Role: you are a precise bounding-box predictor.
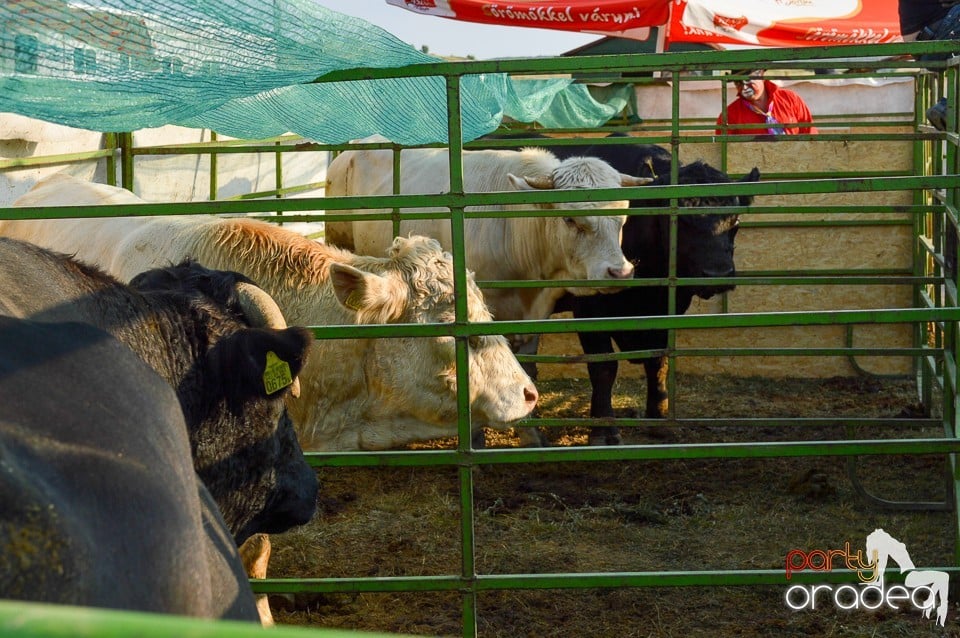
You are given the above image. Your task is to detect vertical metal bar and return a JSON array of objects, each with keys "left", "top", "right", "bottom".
[
  {"left": 668, "top": 76, "right": 681, "bottom": 312},
  {"left": 945, "top": 60, "right": 960, "bottom": 568},
  {"left": 666, "top": 75, "right": 682, "bottom": 419},
  {"left": 118, "top": 131, "right": 134, "bottom": 192},
  {"left": 392, "top": 147, "right": 402, "bottom": 239},
  {"left": 103, "top": 132, "right": 118, "bottom": 187},
  {"left": 445, "top": 73, "right": 477, "bottom": 638},
  {"left": 913, "top": 74, "right": 930, "bottom": 402},
  {"left": 275, "top": 140, "right": 284, "bottom": 220},
  {"left": 718, "top": 74, "right": 730, "bottom": 171},
  {"left": 458, "top": 454, "right": 477, "bottom": 638},
  {"left": 209, "top": 130, "right": 218, "bottom": 201}
]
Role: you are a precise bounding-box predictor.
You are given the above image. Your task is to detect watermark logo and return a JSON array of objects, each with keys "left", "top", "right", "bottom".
[{"left": 784, "top": 528, "right": 949, "bottom": 627}]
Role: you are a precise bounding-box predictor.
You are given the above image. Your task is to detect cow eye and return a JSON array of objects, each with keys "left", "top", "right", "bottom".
[{"left": 563, "top": 217, "right": 585, "bottom": 234}]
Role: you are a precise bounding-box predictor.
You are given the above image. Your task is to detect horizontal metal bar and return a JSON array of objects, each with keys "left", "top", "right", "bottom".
[
  {"left": 307, "top": 438, "right": 960, "bottom": 468},
  {"left": 252, "top": 206, "right": 924, "bottom": 226},
  {"left": 744, "top": 218, "right": 913, "bottom": 229},
  {"left": 222, "top": 181, "right": 326, "bottom": 201},
  {"left": 310, "top": 42, "right": 960, "bottom": 82},
  {"left": 303, "top": 307, "right": 960, "bottom": 340},
  {"left": 526, "top": 347, "right": 934, "bottom": 364},
  {"left": 528, "top": 417, "right": 937, "bottom": 429},
  {"left": 2, "top": 175, "right": 957, "bottom": 220},
  {"left": 477, "top": 275, "right": 932, "bottom": 290},
  {"left": 0, "top": 149, "right": 113, "bottom": 170},
  {"left": 253, "top": 576, "right": 462, "bottom": 594},
  {"left": 740, "top": 267, "right": 914, "bottom": 276},
  {"left": 474, "top": 567, "right": 960, "bottom": 591},
  {"left": 251, "top": 567, "right": 960, "bottom": 595},
  {"left": 129, "top": 142, "right": 328, "bottom": 155},
  {"left": 0, "top": 600, "right": 397, "bottom": 638}
]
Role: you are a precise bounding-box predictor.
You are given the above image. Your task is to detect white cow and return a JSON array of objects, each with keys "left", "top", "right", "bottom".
[
  {"left": 3, "top": 173, "right": 538, "bottom": 451},
  {"left": 324, "top": 135, "right": 650, "bottom": 327}
]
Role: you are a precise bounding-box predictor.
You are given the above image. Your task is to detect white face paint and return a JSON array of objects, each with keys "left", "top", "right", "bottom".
[{"left": 739, "top": 84, "right": 756, "bottom": 99}]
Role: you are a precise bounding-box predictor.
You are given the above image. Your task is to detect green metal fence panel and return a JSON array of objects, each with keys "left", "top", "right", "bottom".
[
  {"left": 0, "top": 600, "right": 408, "bottom": 638},
  {"left": 3, "top": 40, "right": 960, "bottom": 638}
]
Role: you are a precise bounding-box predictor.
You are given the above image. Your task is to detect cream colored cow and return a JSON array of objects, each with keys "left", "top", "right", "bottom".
[{"left": 4, "top": 173, "right": 538, "bottom": 451}]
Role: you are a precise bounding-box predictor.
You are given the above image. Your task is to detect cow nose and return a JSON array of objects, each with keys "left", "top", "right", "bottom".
[
  {"left": 608, "top": 263, "right": 634, "bottom": 279},
  {"left": 524, "top": 383, "right": 539, "bottom": 408}
]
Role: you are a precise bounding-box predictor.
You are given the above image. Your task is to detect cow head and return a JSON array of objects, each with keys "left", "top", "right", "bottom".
[
  {"left": 625, "top": 160, "right": 761, "bottom": 301},
  {"left": 301, "top": 235, "right": 538, "bottom": 449},
  {"left": 505, "top": 152, "right": 652, "bottom": 292},
  {"left": 130, "top": 262, "right": 317, "bottom": 545}
]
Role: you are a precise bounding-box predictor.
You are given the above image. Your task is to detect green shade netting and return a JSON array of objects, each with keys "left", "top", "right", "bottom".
[{"left": 0, "top": 1, "right": 627, "bottom": 143}]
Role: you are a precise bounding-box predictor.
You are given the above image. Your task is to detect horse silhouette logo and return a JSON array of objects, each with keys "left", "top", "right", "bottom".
[
  {"left": 784, "top": 528, "right": 949, "bottom": 626},
  {"left": 865, "top": 528, "right": 949, "bottom": 627}
]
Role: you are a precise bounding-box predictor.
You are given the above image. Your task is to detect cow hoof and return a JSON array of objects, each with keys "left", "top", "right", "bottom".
[
  {"left": 588, "top": 433, "right": 623, "bottom": 446},
  {"left": 471, "top": 429, "right": 487, "bottom": 449},
  {"left": 518, "top": 427, "right": 549, "bottom": 447}
]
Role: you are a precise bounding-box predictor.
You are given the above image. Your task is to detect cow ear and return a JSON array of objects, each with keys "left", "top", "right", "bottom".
[
  {"left": 330, "top": 263, "right": 405, "bottom": 323},
  {"left": 507, "top": 173, "right": 554, "bottom": 190},
  {"left": 212, "top": 327, "right": 313, "bottom": 401},
  {"left": 738, "top": 167, "right": 761, "bottom": 205}
]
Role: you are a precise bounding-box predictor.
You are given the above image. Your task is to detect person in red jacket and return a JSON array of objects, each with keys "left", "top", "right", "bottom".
[{"left": 716, "top": 69, "right": 818, "bottom": 136}]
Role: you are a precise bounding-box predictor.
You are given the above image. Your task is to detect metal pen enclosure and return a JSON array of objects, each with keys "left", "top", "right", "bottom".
[{"left": 3, "top": 41, "right": 960, "bottom": 636}]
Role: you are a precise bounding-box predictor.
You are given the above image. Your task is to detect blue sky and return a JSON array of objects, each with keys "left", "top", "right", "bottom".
[{"left": 312, "top": 1, "right": 602, "bottom": 60}]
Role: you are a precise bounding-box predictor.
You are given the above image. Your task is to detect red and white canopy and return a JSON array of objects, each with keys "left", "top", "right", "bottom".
[
  {"left": 386, "top": 0, "right": 902, "bottom": 48},
  {"left": 669, "top": 0, "right": 901, "bottom": 48},
  {"left": 385, "top": 0, "right": 666, "bottom": 40}
]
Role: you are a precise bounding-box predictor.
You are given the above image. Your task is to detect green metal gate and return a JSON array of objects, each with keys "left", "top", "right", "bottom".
[{"left": 4, "top": 41, "right": 960, "bottom": 637}]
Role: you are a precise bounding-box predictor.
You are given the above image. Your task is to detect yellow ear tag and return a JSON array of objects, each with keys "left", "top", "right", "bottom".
[
  {"left": 263, "top": 351, "right": 293, "bottom": 395},
  {"left": 344, "top": 289, "right": 363, "bottom": 311}
]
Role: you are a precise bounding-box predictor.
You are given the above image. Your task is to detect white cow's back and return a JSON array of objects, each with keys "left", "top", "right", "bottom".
[
  {"left": 327, "top": 145, "right": 532, "bottom": 257},
  {"left": 6, "top": 174, "right": 214, "bottom": 282},
  {"left": 325, "top": 140, "right": 635, "bottom": 324}
]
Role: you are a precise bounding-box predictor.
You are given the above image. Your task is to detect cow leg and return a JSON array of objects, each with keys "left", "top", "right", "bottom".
[
  {"left": 238, "top": 533, "right": 275, "bottom": 627},
  {"left": 586, "top": 358, "right": 622, "bottom": 446},
  {"left": 643, "top": 355, "right": 670, "bottom": 418},
  {"left": 578, "top": 330, "right": 622, "bottom": 446},
  {"left": 643, "top": 355, "right": 674, "bottom": 440},
  {"left": 471, "top": 429, "right": 486, "bottom": 449}
]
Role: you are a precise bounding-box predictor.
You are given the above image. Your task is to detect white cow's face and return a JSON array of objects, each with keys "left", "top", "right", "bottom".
[
  {"left": 329, "top": 236, "right": 537, "bottom": 446},
  {"left": 554, "top": 211, "right": 632, "bottom": 288},
  {"left": 507, "top": 155, "right": 641, "bottom": 291}
]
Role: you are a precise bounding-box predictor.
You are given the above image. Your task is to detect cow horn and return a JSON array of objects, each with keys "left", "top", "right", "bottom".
[
  {"left": 620, "top": 174, "right": 655, "bottom": 186},
  {"left": 235, "top": 282, "right": 301, "bottom": 398},
  {"left": 523, "top": 174, "right": 555, "bottom": 190}
]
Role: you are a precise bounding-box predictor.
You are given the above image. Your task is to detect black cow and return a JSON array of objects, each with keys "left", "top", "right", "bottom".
[
  {"left": 550, "top": 140, "right": 760, "bottom": 445},
  {"left": 0, "top": 238, "right": 317, "bottom": 545},
  {"left": 0, "top": 317, "right": 258, "bottom": 619}
]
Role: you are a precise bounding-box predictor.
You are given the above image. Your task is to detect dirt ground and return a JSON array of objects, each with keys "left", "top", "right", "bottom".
[{"left": 266, "top": 372, "right": 959, "bottom": 637}]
